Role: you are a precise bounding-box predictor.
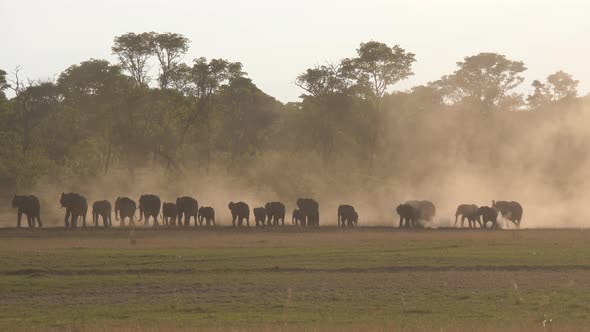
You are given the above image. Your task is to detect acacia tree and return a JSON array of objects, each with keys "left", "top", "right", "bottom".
[
  {"left": 341, "top": 41, "right": 416, "bottom": 101},
  {"left": 112, "top": 32, "right": 153, "bottom": 86},
  {"left": 150, "top": 32, "right": 190, "bottom": 89},
  {"left": 432, "top": 52, "right": 527, "bottom": 111}
]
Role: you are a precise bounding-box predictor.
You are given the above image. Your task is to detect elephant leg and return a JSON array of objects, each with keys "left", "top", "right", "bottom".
[
  {"left": 64, "top": 209, "right": 70, "bottom": 228},
  {"left": 27, "top": 215, "right": 33, "bottom": 228},
  {"left": 17, "top": 210, "right": 22, "bottom": 228}
]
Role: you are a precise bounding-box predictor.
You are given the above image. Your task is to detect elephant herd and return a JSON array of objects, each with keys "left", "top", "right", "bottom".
[
  {"left": 10, "top": 193, "right": 523, "bottom": 229},
  {"left": 395, "top": 200, "right": 523, "bottom": 229}
]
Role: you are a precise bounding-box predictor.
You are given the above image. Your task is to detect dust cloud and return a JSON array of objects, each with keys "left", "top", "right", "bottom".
[{"left": 3, "top": 98, "right": 590, "bottom": 229}]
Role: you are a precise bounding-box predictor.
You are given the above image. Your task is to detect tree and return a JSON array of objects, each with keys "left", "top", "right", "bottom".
[
  {"left": 0, "top": 69, "right": 8, "bottom": 101},
  {"left": 150, "top": 32, "right": 190, "bottom": 89},
  {"left": 7, "top": 67, "right": 59, "bottom": 154},
  {"left": 179, "top": 57, "right": 246, "bottom": 172},
  {"left": 341, "top": 41, "right": 416, "bottom": 100},
  {"left": 295, "top": 64, "right": 349, "bottom": 98},
  {"left": 527, "top": 70, "right": 579, "bottom": 109},
  {"left": 432, "top": 52, "right": 527, "bottom": 111},
  {"left": 112, "top": 32, "right": 153, "bottom": 86},
  {"left": 58, "top": 59, "right": 134, "bottom": 173}
]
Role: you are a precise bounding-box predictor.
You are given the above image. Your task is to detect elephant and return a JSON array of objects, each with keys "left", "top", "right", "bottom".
[
  {"left": 337, "top": 204, "right": 357, "bottom": 227},
  {"left": 138, "top": 194, "right": 161, "bottom": 227},
  {"left": 454, "top": 204, "right": 481, "bottom": 228},
  {"left": 396, "top": 204, "right": 419, "bottom": 228},
  {"left": 478, "top": 206, "right": 499, "bottom": 229},
  {"left": 253, "top": 207, "right": 267, "bottom": 227},
  {"left": 12, "top": 194, "right": 42, "bottom": 228},
  {"left": 228, "top": 201, "right": 250, "bottom": 227},
  {"left": 92, "top": 200, "right": 112, "bottom": 228},
  {"left": 115, "top": 197, "right": 136, "bottom": 227},
  {"left": 296, "top": 198, "right": 319, "bottom": 227},
  {"left": 198, "top": 206, "right": 215, "bottom": 226},
  {"left": 176, "top": 196, "right": 198, "bottom": 226},
  {"left": 492, "top": 200, "right": 523, "bottom": 228},
  {"left": 162, "top": 202, "right": 178, "bottom": 226},
  {"left": 351, "top": 211, "right": 358, "bottom": 226},
  {"left": 292, "top": 209, "right": 305, "bottom": 225},
  {"left": 405, "top": 200, "right": 436, "bottom": 225},
  {"left": 60, "top": 192, "right": 88, "bottom": 228},
  {"left": 265, "top": 202, "right": 286, "bottom": 226}
]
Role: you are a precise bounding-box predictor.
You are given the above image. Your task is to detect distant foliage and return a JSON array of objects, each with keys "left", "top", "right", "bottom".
[{"left": 0, "top": 35, "right": 587, "bottom": 197}]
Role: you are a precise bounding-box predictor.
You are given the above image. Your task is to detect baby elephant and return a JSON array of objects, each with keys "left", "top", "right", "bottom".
[
  {"left": 337, "top": 205, "right": 358, "bottom": 227},
  {"left": 162, "top": 202, "right": 178, "bottom": 226},
  {"left": 253, "top": 207, "right": 267, "bottom": 227},
  {"left": 478, "top": 206, "right": 499, "bottom": 229},
  {"left": 92, "top": 200, "right": 112, "bottom": 228},
  {"left": 198, "top": 206, "right": 215, "bottom": 226},
  {"left": 292, "top": 209, "right": 305, "bottom": 226}
]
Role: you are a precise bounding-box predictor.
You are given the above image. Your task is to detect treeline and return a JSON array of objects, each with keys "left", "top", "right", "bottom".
[{"left": 0, "top": 32, "right": 588, "bottom": 207}]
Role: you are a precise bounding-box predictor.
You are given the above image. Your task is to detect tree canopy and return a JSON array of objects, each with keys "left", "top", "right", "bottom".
[{"left": 1, "top": 33, "right": 587, "bottom": 203}]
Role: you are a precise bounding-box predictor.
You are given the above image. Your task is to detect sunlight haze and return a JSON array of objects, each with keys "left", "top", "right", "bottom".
[{"left": 2, "top": 0, "right": 589, "bottom": 101}]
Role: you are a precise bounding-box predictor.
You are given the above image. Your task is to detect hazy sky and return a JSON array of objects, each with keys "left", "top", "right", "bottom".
[{"left": 2, "top": 0, "right": 589, "bottom": 102}]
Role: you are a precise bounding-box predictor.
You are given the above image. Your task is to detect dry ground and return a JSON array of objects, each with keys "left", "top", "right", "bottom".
[{"left": 0, "top": 226, "right": 589, "bottom": 331}]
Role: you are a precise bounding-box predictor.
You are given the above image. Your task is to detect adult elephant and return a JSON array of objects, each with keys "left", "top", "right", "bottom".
[
  {"left": 253, "top": 207, "right": 267, "bottom": 227},
  {"left": 493, "top": 200, "right": 523, "bottom": 228},
  {"left": 115, "top": 197, "right": 136, "bottom": 227},
  {"left": 228, "top": 201, "right": 250, "bottom": 227},
  {"left": 478, "top": 206, "right": 498, "bottom": 229},
  {"left": 162, "top": 202, "right": 178, "bottom": 226},
  {"left": 138, "top": 194, "right": 161, "bottom": 227},
  {"left": 176, "top": 196, "right": 198, "bottom": 227},
  {"left": 337, "top": 204, "right": 357, "bottom": 227},
  {"left": 198, "top": 206, "right": 215, "bottom": 226},
  {"left": 396, "top": 204, "right": 419, "bottom": 228},
  {"left": 406, "top": 200, "right": 436, "bottom": 225},
  {"left": 292, "top": 209, "right": 305, "bottom": 226},
  {"left": 60, "top": 192, "right": 88, "bottom": 228},
  {"left": 296, "top": 198, "right": 319, "bottom": 227},
  {"left": 455, "top": 204, "right": 481, "bottom": 228},
  {"left": 12, "top": 194, "right": 42, "bottom": 228},
  {"left": 265, "top": 202, "right": 286, "bottom": 226},
  {"left": 92, "top": 200, "right": 112, "bottom": 228}
]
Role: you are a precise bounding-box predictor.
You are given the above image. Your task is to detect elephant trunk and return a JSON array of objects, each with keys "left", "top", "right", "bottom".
[
  {"left": 138, "top": 207, "right": 143, "bottom": 221},
  {"left": 115, "top": 207, "right": 120, "bottom": 221}
]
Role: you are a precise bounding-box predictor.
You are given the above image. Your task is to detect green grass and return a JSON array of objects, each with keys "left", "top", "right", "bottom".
[{"left": 0, "top": 228, "right": 589, "bottom": 330}]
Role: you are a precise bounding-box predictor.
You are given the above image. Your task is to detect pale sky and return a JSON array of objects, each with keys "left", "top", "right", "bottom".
[{"left": 2, "top": 0, "right": 589, "bottom": 102}]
